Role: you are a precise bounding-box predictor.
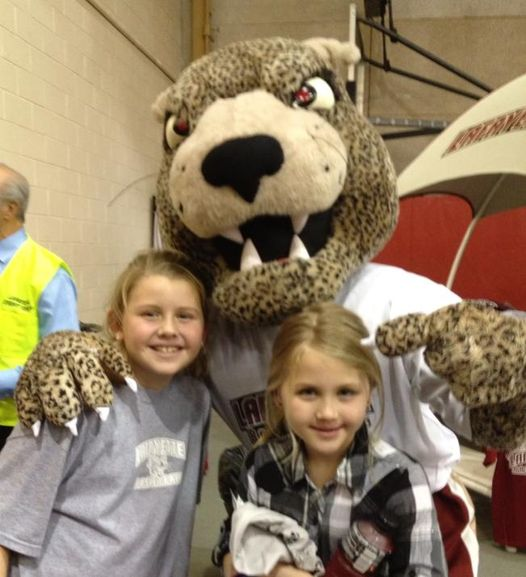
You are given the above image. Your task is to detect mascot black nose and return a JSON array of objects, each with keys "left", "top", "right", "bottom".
[{"left": 201, "top": 135, "right": 284, "bottom": 203}]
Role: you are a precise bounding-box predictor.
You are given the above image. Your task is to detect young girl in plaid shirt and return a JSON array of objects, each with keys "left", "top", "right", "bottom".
[{"left": 220, "top": 302, "right": 447, "bottom": 577}]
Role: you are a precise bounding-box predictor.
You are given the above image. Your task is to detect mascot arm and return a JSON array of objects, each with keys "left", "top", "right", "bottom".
[
  {"left": 374, "top": 301, "right": 526, "bottom": 449},
  {"left": 15, "top": 331, "right": 133, "bottom": 431}
]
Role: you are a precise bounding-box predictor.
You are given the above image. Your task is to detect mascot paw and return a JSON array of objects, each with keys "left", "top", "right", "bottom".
[
  {"left": 375, "top": 301, "right": 526, "bottom": 407},
  {"left": 15, "top": 330, "right": 133, "bottom": 431},
  {"left": 470, "top": 392, "right": 526, "bottom": 449}
]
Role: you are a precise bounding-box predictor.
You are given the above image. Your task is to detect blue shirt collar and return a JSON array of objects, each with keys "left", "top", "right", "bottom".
[{"left": 0, "top": 228, "right": 28, "bottom": 265}]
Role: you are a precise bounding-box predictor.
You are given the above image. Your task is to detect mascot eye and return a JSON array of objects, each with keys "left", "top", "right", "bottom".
[
  {"left": 292, "top": 77, "right": 335, "bottom": 110},
  {"left": 164, "top": 114, "right": 190, "bottom": 150}
]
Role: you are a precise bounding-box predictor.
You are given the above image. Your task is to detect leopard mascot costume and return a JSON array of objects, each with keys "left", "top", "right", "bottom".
[{"left": 15, "top": 38, "right": 526, "bottom": 577}]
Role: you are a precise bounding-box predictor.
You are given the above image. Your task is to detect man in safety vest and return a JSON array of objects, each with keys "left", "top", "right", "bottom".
[{"left": 0, "top": 163, "right": 79, "bottom": 449}]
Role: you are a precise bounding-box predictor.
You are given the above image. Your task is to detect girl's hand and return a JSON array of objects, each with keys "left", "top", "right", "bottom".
[
  {"left": 268, "top": 563, "right": 313, "bottom": 577},
  {"left": 222, "top": 553, "right": 236, "bottom": 577}
]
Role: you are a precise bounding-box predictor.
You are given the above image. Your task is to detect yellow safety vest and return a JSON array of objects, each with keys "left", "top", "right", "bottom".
[{"left": 0, "top": 237, "right": 73, "bottom": 426}]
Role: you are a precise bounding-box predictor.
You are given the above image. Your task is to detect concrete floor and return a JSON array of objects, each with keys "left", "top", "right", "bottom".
[
  {"left": 190, "top": 412, "right": 526, "bottom": 577},
  {"left": 472, "top": 491, "right": 526, "bottom": 577}
]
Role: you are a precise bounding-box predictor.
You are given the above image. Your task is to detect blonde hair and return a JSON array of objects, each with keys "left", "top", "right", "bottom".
[
  {"left": 260, "top": 302, "right": 383, "bottom": 445},
  {"left": 105, "top": 249, "right": 208, "bottom": 378}
]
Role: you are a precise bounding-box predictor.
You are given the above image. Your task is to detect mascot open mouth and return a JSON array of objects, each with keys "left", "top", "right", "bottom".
[{"left": 213, "top": 208, "right": 333, "bottom": 272}]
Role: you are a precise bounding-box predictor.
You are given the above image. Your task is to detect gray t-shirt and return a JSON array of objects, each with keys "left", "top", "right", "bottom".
[{"left": 0, "top": 375, "right": 210, "bottom": 577}]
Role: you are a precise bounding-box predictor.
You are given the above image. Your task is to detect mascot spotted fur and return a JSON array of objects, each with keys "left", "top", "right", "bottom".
[{"left": 16, "top": 37, "right": 526, "bottom": 577}]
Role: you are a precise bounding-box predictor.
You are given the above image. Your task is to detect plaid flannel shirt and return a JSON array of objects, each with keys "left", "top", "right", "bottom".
[{"left": 221, "top": 426, "right": 446, "bottom": 577}]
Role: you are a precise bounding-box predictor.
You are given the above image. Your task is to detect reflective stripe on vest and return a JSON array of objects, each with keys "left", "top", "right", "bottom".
[{"left": 0, "top": 238, "right": 73, "bottom": 426}]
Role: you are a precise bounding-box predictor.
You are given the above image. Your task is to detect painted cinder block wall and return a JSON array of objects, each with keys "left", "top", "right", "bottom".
[{"left": 0, "top": 0, "right": 190, "bottom": 323}]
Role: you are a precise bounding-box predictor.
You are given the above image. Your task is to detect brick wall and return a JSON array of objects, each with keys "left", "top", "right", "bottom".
[{"left": 0, "top": 0, "right": 190, "bottom": 323}]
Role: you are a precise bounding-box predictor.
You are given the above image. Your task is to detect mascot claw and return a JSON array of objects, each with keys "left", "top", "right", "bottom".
[
  {"left": 124, "top": 377, "right": 138, "bottom": 393},
  {"left": 31, "top": 421, "right": 41, "bottom": 438},
  {"left": 94, "top": 406, "right": 111, "bottom": 422},
  {"left": 65, "top": 417, "right": 78, "bottom": 437},
  {"left": 31, "top": 406, "right": 113, "bottom": 438}
]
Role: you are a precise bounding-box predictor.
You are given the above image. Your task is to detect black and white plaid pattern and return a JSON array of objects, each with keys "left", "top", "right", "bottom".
[{"left": 219, "top": 426, "right": 446, "bottom": 576}]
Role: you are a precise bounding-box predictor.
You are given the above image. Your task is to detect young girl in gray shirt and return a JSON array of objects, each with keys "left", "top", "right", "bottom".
[{"left": 0, "top": 250, "right": 210, "bottom": 577}]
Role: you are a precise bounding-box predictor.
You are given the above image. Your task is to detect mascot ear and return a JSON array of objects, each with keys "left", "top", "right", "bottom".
[{"left": 302, "top": 37, "right": 361, "bottom": 69}]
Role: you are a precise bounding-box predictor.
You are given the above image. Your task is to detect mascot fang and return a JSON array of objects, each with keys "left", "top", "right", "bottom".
[{"left": 15, "top": 37, "right": 526, "bottom": 577}]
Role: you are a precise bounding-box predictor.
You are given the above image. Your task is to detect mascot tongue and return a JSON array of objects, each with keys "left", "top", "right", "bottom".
[{"left": 213, "top": 208, "right": 333, "bottom": 271}]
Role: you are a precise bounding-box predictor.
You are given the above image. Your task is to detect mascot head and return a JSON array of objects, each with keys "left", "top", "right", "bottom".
[{"left": 152, "top": 37, "right": 398, "bottom": 325}]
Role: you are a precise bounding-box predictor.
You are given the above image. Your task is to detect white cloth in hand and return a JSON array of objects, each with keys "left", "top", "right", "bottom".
[{"left": 230, "top": 498, "right": 324, "bottom": 576}]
